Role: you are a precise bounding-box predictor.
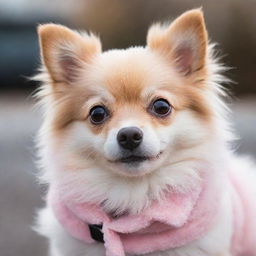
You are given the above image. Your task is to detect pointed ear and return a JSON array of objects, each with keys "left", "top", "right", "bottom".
[
  {"left": 147, "top": 9, "right": 208, "bottom": 76},
  {"left": 38, "top": 24, "right": 101, "bottom": 84}
]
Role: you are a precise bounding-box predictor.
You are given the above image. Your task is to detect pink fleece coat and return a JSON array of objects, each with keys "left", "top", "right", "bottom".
[{"left": 49, "top": 169, "right": 256, "bottom": 256}]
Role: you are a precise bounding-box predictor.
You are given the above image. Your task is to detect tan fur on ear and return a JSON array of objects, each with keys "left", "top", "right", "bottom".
[
  {"left": 147, "top": 9, "right": 208, "bottom": 76},
  {"left": 38, "top": 24, "right": 101, "bottom": 83}
]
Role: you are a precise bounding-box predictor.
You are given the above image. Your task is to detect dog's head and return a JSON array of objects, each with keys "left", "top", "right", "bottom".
[{"left": 37, "top": 9, "right": 223, "bottom": 178}]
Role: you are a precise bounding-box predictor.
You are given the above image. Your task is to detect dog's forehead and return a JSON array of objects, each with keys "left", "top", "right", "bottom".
[
  {"left": 93, "top": 48, "right": 175, "bottom": 103},
  {"left": 99, "top": 49, "right": 151, "bottom": 102},
  {"left": 103, "top": 68, "right": 145, "bottom": 103}
]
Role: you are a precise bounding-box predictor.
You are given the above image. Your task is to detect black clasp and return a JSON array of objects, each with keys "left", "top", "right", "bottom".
[{"left": 88, "top": 224, "right": 104, "bottom": 243}]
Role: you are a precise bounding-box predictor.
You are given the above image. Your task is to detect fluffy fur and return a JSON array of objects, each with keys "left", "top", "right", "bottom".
[{"left": 34, "top": 9, "right": 256, "bottom": 256}]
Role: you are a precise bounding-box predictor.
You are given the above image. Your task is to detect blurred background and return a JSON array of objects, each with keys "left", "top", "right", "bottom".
[{"left": 0, "top": 0, "right": 255, "bottom": 255}]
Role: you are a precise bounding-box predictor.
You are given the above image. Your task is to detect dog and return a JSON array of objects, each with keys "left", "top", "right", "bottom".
[{"left": 34, "top": 9, "right": 256, "bottom": 256}]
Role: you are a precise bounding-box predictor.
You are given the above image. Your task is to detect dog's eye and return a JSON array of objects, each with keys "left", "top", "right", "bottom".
[
  {"left": 150, "top": 99, "right": 172, "bottom": 117},
  {"left": 89, "top": 106, "right": 109, "bottom": 124}
]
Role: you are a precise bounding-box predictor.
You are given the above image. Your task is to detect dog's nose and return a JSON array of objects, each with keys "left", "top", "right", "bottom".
[{"left": 117, "top": 127, "right": 143, "bottom": 150}]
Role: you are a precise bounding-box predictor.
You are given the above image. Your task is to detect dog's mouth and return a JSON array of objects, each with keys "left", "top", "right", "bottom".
[
  {"left": 111, "top": 152, "right": 163, "bottom": 164},
  {"left": 119, "top": 155, "right": 149, "bottom": 163}
]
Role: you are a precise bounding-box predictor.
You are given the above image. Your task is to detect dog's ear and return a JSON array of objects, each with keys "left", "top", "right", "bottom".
[
  {"left": 38, "top": 24, "right": 101, "bottom": 84},
  {"left": 147, "top": 9, "right": 208, "bottom": 76}
]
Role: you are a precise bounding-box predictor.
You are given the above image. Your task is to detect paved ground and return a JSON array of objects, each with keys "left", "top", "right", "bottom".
[{"left": 0, "top": 94, "right": 256, "bottom": 256}]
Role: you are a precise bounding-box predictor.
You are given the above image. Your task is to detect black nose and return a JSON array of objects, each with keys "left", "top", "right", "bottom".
[{"left": 117, "top": 127, "right": 143, "bottom": 150}]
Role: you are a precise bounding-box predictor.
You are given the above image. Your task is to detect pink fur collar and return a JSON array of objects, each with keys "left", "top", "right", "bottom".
[{"left": 49, "top": 172, "right": 220, "bottom": 256}]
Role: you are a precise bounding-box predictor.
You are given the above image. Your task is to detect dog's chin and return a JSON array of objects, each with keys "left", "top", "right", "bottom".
[{"left": 106, "top": 152, "right": 164, "bottom": 177}]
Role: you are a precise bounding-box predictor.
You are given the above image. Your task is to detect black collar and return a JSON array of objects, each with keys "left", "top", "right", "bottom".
[{"left": 88, "top": 224, "right": 104, "bottom": 243}]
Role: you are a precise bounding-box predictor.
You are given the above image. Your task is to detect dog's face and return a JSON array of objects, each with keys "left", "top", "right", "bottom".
[{"left": 38, "top": 10, "right": 214, "bottom": 177}]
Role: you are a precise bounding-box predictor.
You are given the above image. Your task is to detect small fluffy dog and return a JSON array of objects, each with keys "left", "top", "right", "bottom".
[{"left": 35, "top": 9, "right": 256, "bottom": 256}]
